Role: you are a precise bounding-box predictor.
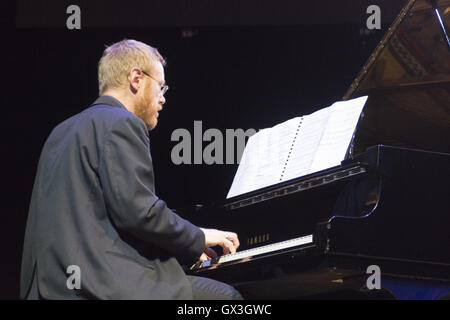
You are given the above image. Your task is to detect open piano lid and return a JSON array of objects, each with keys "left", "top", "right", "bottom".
[{"left": 344, "top": 0, "right": 450, "bottom": 155}]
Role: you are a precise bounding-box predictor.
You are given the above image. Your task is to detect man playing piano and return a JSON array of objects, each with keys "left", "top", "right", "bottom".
[{"left": 20, "top": 39, "right": 242, "bottom": 300}]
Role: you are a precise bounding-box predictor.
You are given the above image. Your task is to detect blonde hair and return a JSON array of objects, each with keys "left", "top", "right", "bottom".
[{"left": 98, "top": 39, "right": 166, "bottom": 95}]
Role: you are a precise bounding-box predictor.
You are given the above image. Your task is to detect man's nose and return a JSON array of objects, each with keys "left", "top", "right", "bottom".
[{"left": 159, "top": 95, "right": 166, "bottom": 106}]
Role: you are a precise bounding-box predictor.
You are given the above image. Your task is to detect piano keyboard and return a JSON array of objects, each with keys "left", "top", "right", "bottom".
[{"left": 192, "top": 234, "right": 313, "bottom": 270}]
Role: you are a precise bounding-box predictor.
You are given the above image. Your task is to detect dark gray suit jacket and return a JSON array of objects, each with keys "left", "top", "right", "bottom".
[{"left": 21, "top": 96, "right": 205, "bottom": 299}]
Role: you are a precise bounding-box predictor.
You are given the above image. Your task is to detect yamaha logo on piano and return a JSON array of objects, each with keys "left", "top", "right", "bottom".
[{"left": 247, "top": 233, "right": 270, "bottom": 246}]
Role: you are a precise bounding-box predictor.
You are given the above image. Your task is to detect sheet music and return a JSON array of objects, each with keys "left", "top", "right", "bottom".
[
  {"left": 227, "top": 96, "right": 368, "bottom": 199},
  {"left": 226, "top": 117, "right": 301, "bottom": 198},
  {"left": 309, "top": 96, "right": 368, "bottom": 172},
  {"left": 281, "top": 107, "right": 331, "bottom": 182}
]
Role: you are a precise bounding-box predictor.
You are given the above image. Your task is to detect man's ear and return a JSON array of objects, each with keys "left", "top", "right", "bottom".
[{"left": 128, "top": 67, "right": 143, "bottom": 93}]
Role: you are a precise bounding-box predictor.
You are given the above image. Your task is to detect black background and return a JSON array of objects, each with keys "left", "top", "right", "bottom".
[{"left": 1, "top": 0, "right": 406, "bottom": 299}]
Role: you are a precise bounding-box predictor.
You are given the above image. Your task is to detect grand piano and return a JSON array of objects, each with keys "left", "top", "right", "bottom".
[{"left": 184, "top": 0, "right": 450, "bottom": 299}]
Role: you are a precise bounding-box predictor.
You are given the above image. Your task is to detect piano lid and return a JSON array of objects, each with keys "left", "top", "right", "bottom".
[{"left": 344, "top": 0, "right": 450, "bottom": 155}]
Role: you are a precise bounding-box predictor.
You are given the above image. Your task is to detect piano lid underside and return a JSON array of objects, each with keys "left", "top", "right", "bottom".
[{"left": 345, "top": 0, "right": 450, "bottom": 155}]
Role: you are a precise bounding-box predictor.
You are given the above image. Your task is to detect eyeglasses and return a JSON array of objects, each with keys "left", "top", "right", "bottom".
[{"left": 142, "top": 70, "right": 169, "bottom": 96}]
